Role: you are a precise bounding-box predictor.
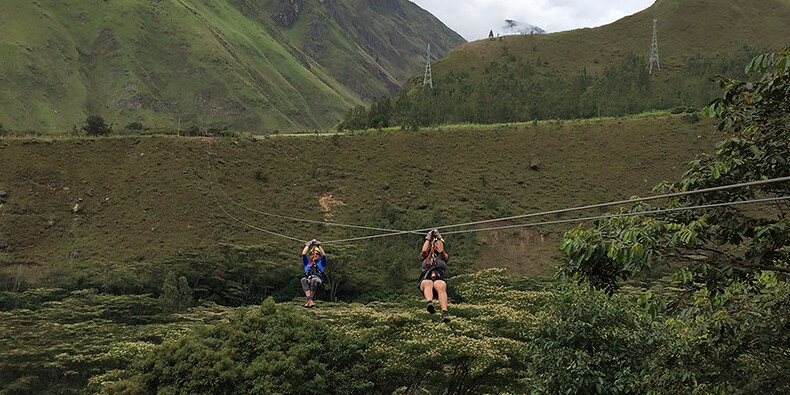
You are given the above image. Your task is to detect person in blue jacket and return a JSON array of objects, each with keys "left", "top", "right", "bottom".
[{"left": 301, "top": 239, "right": 326, "bottom": 308}]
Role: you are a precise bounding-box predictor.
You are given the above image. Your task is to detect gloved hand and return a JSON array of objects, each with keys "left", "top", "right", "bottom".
[
  {"left": 432, "top": 229, "right": 443, "bottom": 240},
  {"left": 425, "top": 231, "right": 433, "bottom": 241},
  {"left": 314, "top": 240, "right": 322, "bottom": 246}
]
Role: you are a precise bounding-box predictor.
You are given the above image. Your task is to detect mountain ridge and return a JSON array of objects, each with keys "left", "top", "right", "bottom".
[
  {"left": 354, "top": 0, "right": 790, "bottom": 128},
  {"left": 0, "top": 0, "right": 465, "bottom": 133}
]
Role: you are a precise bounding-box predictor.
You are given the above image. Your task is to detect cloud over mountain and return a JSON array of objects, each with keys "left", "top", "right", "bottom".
[{"left": 503, "top": 19, "right": 546, "bottom": 35}]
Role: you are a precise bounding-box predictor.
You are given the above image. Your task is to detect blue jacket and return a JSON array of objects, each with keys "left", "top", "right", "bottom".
[{"left": 302, "top": 255, "right": 327, "bottom": 277}]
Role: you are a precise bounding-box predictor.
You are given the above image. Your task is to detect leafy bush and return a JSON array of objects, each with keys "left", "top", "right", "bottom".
[
  {"left": 82, "top": 115, "right": 112, "bottom": 136},
  {"left": 106, "top": 299, "right": 375, "bottom": 394},
  {"left": 159, "top": 272, "right": 192, "bottom": 313},
  {"left": 561, "top": 48, "right": 790, "bottom": 292},
  {"left": 526, "top": 281, "right": 656, "bottom": 394},
  {"left": 559, "top": 48, "right": 790, "bottom": 392},
  {"left": 125, "top": 121, "right": 144, "bottom": 131}
]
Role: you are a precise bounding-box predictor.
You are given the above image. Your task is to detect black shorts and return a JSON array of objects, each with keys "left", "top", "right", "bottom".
[{"left": 418, "top": 273, "right": 446, "bottom": 296}]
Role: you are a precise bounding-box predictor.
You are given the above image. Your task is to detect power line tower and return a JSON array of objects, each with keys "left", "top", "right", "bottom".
[
  {"left": 649, "top": 18, "right": 661, "bottom": 74},
  {"left": 423, "top": 44, "right": 433, "bottom": 88}
]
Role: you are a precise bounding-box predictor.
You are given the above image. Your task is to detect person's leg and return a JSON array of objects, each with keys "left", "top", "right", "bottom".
[
  {"left": 301, "top": 278, "right": 313, "bottom": 306},
  {"left": 308, "top": 278, "right": 322, "bottom": 306},
  {"left": 420, "top": 280, "right": 436, "bottom": 314},
  {"left": 420, "top": 280, "right": 435, "bottom": 301},
  {"left": 434, "top": 280, "right": 450, "bottom": 322},
  {"left": 434, "top": 280, "right": 448, "bottom": 311}
]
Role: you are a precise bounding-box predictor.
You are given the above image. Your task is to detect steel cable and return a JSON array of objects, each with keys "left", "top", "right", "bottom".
[{"left": 323, "top": 195, "right": 790, "bottom": 243}]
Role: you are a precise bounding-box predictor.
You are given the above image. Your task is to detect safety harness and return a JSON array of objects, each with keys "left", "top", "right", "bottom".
[
  {"left": 306, "top": 261, "right": 324, "bottom": 279},
  {"left": 421, "top": 241, "right": 445, "bottom": 281},
  {"left": 306, "top": 249, "right": 325, "bottom": 281}
]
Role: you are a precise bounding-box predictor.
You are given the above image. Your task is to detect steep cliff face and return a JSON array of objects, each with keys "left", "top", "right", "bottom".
[{"left": 0, "top": 0, "right": 465, "bottom": 133}]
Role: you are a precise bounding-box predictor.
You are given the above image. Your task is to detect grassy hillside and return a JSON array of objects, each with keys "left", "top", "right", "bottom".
[
  {"left": 350, "top": 0, "right": 790, "bottom": 128},
  {"left": 0, "top": 113, "right": 717, "bottom": 295},
  {"left": 0, "top": 0, "right": 464, "bottom": 134}
]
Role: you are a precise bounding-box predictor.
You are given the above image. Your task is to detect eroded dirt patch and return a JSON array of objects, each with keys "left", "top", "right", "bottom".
[{"left": 319, "top": 193, "right": 344, "bottom": 218}]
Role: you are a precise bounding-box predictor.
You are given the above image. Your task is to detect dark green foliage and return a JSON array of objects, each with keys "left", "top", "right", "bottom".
[
  {"left": 526, "top": 282, "right": 655, "bottom": 394},
  {"left": 82, "top": 115, "right": 112, "bottom": 136},
  {"left": 107, "top": 298, "right": 375, "bottom": 394},
  {"left": 0, "top": 289, "right": 193, "bottom": 394},
  {"left": 182, "top": 125, "right": 201, "bottom": 136},
  {"left": 0, "top": 288, "right": 70, "bottom": 311},
  {"left": 125, "top": 121, "right": 144, "bottom": 131},
  {"left": 641, "top": 272, "right": 790, "bottom": 393},
  {"left": 343, "top": 47, "right": 763, "bottom": 129},
  {"left": 159, "top": 272, "right": 192, "bottom": 313},
  {"left": 0, "top": 123, "right": 6, "bottom": 136},
  {"left": 157, "top": 245, "right": 298, "bottom": 306},
  {"left": 336, "top": 105, "right": 369, "bottom": 131},
  {"left": 561, "top": 49, "right": 790, "bottom": 292},
  {"left": 207, "top": 126, "right": 233, "bottom": 137},
  {"left": 559, "top": 49, "right": 790, "bottom": 392}
]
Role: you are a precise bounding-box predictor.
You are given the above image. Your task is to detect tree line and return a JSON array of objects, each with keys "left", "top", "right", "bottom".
[{"left": 339, "top": 45, "right": 763, "bottom": 130}]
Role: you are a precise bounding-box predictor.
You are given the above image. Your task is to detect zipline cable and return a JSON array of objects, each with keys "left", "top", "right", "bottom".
[
  {"left": 322, "top": 195, "right": 790, "bottom": 243},
  {"left": 442, "top": 195, "right": 790, "bottom": 235},
  {"left": 409, "top": 176, "right": 790, "bottom": 233},
  {"left": 206, "top": 143, "right": 307, "bottom": 243},
  {"left": 207, "top": 149, "right": 423, "bottom": 235},
  {"left": 210, "top": 175, "right": 307, "bottom": 243}
]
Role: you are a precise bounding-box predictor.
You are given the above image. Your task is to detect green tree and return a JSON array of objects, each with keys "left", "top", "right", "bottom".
[
  {"left": 561, "top": 49, "right": 790, "bottom": 292},
  {"left": 159, "top": 272, "right": 192, "bottom": 313},
  {"left": 559, "top": 48, "right": 790, "bottom": 394},
  {"left": 640, "top": 272, "right": 790, "bottom": 393},
  {"left": 526, "top": 281, "right": 655, "bottom": 394},
  {"left": 82, "top": 115, "right": 112, "bottom": 136}
]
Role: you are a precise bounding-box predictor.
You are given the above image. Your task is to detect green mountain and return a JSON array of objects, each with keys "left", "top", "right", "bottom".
[
  {"left": 344, "top": 0, "right": 790, "bottom": 128},
  {"left": 0, "top": 0, "right": 464, "bottom": 133}
]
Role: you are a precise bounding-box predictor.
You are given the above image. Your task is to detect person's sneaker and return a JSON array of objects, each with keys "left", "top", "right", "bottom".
[
  {"left": 441, "top": 310, "right": 450, "bottom": 323},
  {"left": 426, "top": 301, "right": 436, "bottom": 314}
]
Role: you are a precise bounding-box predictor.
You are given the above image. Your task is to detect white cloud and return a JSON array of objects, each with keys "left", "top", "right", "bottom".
[{"left": 412, "top": 0, "right": 655, "bottom": 41}]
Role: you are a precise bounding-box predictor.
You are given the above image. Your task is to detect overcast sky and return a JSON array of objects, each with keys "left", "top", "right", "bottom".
[{"left": 411, "top": 0, "right": 655, "bottom": 41}]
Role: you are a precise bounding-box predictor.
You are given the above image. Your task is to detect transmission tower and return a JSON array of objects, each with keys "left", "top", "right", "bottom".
[
  {"left": 649, "top": 18, "right": 661, "bottom": 74},
  {"left": 423, "top": 44, "right": 433, "bottom": 88}
]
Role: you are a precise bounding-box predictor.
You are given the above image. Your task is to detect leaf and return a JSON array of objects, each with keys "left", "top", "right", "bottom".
[
  {"left": 746, "top": 55, "right": 762, "bottom": 76},
  {"left": 778, "top": 55, "right": 790, "bottom": 73}
]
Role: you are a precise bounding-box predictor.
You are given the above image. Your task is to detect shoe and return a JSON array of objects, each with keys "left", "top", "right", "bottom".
[
  {"left": 441, "top": 310, "right": 450, "bottom": 323},
  {"left": 426, "top": 301, "right": 436, "bottom": 314}
]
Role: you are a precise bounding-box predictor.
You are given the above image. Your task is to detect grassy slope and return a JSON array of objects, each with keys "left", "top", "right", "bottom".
[
  {"left": 0, "top": 0, "right": 464, "bottom": 133},
  {"left": 0, "top": 114, "right": 717, "bottom": 284},
  {"left": 441, "top": 0, "right": 790, "bottom": 77},
  {"left": 393, "top": 0, "right": 790, "bottom": 120}
]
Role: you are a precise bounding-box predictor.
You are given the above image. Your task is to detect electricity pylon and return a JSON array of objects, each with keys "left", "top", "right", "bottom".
[
  {"left": 423, "top": 44, "right": 433, "bottom": 88},
  {"left": 649, "top": 19, "right": 661, "bottom": 74}
]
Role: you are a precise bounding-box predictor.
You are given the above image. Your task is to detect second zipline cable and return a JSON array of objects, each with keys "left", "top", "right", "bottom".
[{"left": 322, "top": 195, "right": 790, "bottom": 243}]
